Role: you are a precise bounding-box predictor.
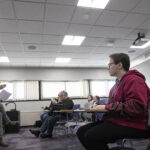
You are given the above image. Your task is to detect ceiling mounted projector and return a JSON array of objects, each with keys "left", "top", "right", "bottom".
[
  {"left": 130, "top": 32, "right": 150, "bottom": 49},
  {"left": 133, "top": 33, "right": 148, "bottom": 46}
]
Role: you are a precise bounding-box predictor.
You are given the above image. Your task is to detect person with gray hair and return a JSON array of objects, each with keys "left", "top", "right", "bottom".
[
  {"left": 0, "top": 84, "right": 17, "bottom": 147},
  {"left": 30, "top": 90, "right": 74, "bottom": 138}
]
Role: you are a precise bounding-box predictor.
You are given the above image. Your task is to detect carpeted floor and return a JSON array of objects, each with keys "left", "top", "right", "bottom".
[{"left": 1, "top": 127, "right": 150, "bottom": 150}]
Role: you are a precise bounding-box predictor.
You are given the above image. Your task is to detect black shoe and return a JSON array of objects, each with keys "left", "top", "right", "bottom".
[
  {"left": 40, "top": 133, "right": 52, "bottom": 138},
  {"left": 0, "top": 140, "right": 9, "bottom": 147},
  {"left": 29, "top": 129, "right": 40, "bottom": 137}
]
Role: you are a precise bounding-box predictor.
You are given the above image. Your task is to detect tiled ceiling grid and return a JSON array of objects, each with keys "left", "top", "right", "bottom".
[{"left": 0, "top": 0, "right": 150, "bottom": 67}]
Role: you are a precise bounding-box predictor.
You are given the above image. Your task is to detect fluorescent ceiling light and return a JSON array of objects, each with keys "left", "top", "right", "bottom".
[
  {"left": 130, "top": 41, "right": 150, "bottom": 49},
  {"left": 77, "top": 0, "right": 110, "bottom": 9},
  {"left": 55, "top": 58, "right": 71, "bottom": 63},
  {"left": 62, "top": 35, "right": 85, "bottom": 45},
  {"left": 0, "top": 57, "right": 9, "bottom": 62}
]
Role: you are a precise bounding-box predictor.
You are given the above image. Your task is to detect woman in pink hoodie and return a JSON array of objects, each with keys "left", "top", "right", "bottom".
[{"left": 77, "top": 53, "right": 150, "bottom": 150}]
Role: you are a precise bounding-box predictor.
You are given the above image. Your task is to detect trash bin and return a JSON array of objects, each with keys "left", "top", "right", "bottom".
[{"left": 5, "top": 110, "right": 20, "bottom": 133}]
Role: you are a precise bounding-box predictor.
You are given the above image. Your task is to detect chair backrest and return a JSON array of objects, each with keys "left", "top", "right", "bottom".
[
  {"left": 96, "top": 98, "right": 108, "bottom": 121},
  {"left": 73, "top": 104, "right": 80, "bottom": 110},
  {"left": 99, "top": 98, "right": 108, "bottom": 105},
  {"left": 72, "top": 104, "right": 80, "bottom": 120}
]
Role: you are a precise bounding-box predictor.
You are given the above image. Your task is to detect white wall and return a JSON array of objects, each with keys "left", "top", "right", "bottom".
[
  {"left": 133, "top": 60, "right": 150, "bottom": 87},
  {"left": 0, "top": 67, "right": 113, "bottom": 80}
]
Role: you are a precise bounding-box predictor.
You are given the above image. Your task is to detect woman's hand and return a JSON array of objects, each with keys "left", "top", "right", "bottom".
[
  {"left": 0, "top": 84, "right": 6, "bottom": 90},
  {"left": 90, "top": 105, "right": 106, "bottom": 111}
]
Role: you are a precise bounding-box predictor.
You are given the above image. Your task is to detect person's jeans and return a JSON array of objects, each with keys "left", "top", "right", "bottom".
[
  {"left": 40, "top": 115, "right": 64, "bottom": 135},
  {"left": 40, "top": 112, "right": 49, "bottom": 122}
]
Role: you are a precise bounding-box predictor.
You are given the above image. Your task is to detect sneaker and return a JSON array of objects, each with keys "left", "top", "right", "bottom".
[
  {"left": 40, "top": 133, "right": 52, "bottom": 138},
  {"left": 9, "top": 121, "right": 19, "bottom": 126},
  {"left": 29, "top": 129, "right": 40, "bottom": 137}
]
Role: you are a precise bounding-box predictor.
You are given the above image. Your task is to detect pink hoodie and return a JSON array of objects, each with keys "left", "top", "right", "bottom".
[{"left": 104, "top": 70, "right": 150, "bottom": 130}]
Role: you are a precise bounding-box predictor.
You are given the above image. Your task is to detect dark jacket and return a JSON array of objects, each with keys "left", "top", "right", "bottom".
[
  {"left": 49, "top": 98, "right": 74, "bottom": 118},
  {"left": 103, "top": 70, "right": 150, "bottom": 130}
]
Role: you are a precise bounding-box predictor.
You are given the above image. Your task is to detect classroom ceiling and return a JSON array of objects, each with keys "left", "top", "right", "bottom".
[{"left": 0, "top": 0, "right": 150, "bottom": 68}]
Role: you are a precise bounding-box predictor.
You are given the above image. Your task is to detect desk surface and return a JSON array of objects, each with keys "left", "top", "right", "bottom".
[{"left": 53, "top": 109, "right": 107, "bottom": 113}]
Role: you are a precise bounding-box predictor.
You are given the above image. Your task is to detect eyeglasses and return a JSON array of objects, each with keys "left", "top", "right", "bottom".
[
  {"left": 58, "top": 94, "right": 63, "bottom": 97},
  {"left": 108, "top": 63, "right": 115, "bottom": 68}
]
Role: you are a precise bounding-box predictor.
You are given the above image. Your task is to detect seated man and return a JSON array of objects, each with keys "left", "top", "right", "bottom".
[
  {"left": 30, "top": 90, "right": 74, "bottom": 138},
  {"left": 0, "top": 84, "right": 17, "bottom": 147}
]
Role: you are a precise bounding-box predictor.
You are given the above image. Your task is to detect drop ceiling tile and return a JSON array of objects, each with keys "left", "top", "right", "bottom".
[
  {"left": 106, "top": 47, "right": 129, "bottom": 54},
  {"left": 42, "top": 35, "right": 63, "bottom": 44},
  {"left": 118, "top": 13, "right": 149, "bottom": 28},
  {"left": 24, "top": 51, "right": 58, "bottom": 57},
  {"left": 0, "top": 33, "right": 20, "bottom": 43},
  {"left": 10, "top": 63, "right": 26, "bottom": 66},
  {"left": 2, "top": 43, "right": 23, "bottom": 52},
  {"left": 0, "top": 19, "right": 18, "bottom": 33},
  {"left": 139, "top": 18, "right": 150, "bottom": 30},
  {"left": 67, "top": 24, "right": 91, "bottom": 36},
  {"left": 25, "top": 58, "right": 41, "bottom": 63},
  {"left": 96, "top": 10, "right": 127, "bottom": 26},
  {"left": 114, "top": 39, "right": 133, "bottom": 48},
  {"left": 47, "top": 0, "right": 78, "bottom": 5},
  {"left": 0, "top": 51, "right": 5, "bottom": 55},
  {"left": 88, "top": 26, "right": 133, "bottom": 39},
  {"left": 14, "top": 1, "right": 44, "bottom": 20},
  {"left": 42, "top": 45, "right": 60, "bottom": 52},
  {"left": 40, "top": 58, "right": 55, "bottom": 63},
  {"left": 18, "top": 20, "right": 43, "bottom": 34},
  {"left": 20, "top": 0, "right": 45, "bottom": 2},
  {"left": 133, "top": 0, "right": 150, "bottom": 14},
  {"left": 0, "top": 63, "right": 11, "bottom": 67},
  {"left": 25, "top": 62, "right": 41, "bottom": 66},
  {"left": 40, "top": 63, "right": 53, "bottom": 67},
  {"left": 20, "top": 34, "right": 43, "bottom": 43},
  {"left": 45, "top": 4, "right": 74, "bottom": 22},
  {"left": 82, "top": 37, "right": 106, "bottom": 46},
  {"left": 72, "top": 7, "right": 102, "bottom": 25},
  {"left": 6, "top": 52, "right": 24, "bottom": 57},
  {"left": 60, "top": 46, "right": 92, "bottom": 53},
  {"left": 92, "top": 47, "right": 112, "bottom": 54},
  {"left": 44, "top": 22, "right": 69, "bottom": 35},
  {"left": 57, "top": 52, "right": 90, "bottom": 59},
  {"left": 0, "top": 1, "right": 15, "bottom": 19},
  {"left": 106, "top": 0, "right": 140, "bottom": 12},
  {"left": 9, "top": 58, "right": 25, "bottom": 63}
]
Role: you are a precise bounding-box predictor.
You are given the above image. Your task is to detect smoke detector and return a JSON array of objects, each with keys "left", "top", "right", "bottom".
[{"left": 28, "top": 45, "right": 37, "bottom": 50}]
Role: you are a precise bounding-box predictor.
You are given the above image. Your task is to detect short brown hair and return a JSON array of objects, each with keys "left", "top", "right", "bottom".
[{"left": 109, "top": 53, "right": 130, "bottom": 71}]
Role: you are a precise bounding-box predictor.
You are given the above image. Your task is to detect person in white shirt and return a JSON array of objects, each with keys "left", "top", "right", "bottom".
[{"left": 81, "top": 95, "right": 94, "bottom": 121}]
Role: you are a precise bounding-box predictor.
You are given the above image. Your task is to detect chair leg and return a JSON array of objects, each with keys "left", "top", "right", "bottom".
[{"left": 129, "top": 139, "right": 133, "bottom": 148}]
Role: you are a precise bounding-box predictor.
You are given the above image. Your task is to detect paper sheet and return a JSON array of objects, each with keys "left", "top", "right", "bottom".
[{"left": 0, "top": 89, "right": 11, "bottom": 101}]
